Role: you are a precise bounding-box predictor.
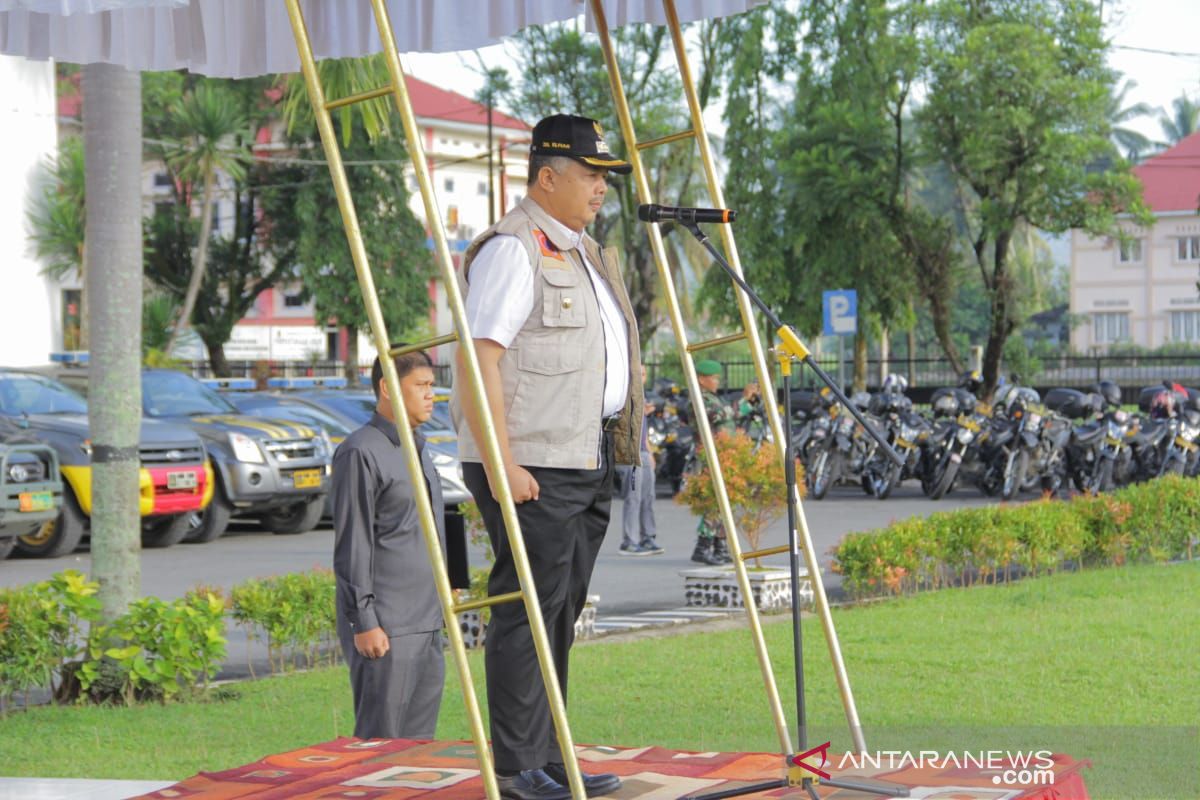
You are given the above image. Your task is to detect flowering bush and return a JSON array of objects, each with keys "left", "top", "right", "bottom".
[{"left": 675, "top": 431, "right": 797, "bottom": 566}]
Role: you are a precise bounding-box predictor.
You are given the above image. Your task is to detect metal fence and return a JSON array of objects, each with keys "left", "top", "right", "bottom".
[{"left": 187, "top": 360, "right": 454, "bottom": 388}]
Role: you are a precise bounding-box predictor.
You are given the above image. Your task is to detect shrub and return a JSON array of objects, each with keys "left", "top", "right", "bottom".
[
  {"left": 229, "top": 569, "right": 337, "bottom": 674},
  {"left": 75, "top": 588, "right": 227, "bottom": 704},
  {"left": 832, "top": 477, "right": 1198, "bottom": 600},
  {"left": 0, "top": 570, "right": 101, "bottom": 711},
  {"left": 676, "top": 431, "right": 793, "bottom": 565}
]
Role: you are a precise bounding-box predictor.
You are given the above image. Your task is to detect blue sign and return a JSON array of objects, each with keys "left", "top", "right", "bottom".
[{"left": 822, "top": 290, "right": 857, "bottom": 336}]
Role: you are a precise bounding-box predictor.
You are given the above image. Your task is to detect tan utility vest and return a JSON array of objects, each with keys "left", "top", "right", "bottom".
[{"left": 451, "top": 197, "right": 643, "bottom": 470}]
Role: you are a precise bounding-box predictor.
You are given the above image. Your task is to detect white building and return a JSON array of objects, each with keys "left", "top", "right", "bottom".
[
  {"left": 1070, "top": 132, "right": 1200, "bottom": 352},
  {"left": 0, "top": 55, "right": 60, "bottom": 365}
]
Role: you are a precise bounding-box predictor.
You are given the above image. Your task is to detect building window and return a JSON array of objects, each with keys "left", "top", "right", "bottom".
[
  {"left": 153, "top": 172, "right": 172, "bottom": 188},
  {"left": 446, "top": 205, "right": 459, "bottom": 228},
  {"left": 1171, "top": 310, "right": 1200, "bottom": 342},
  {"left": 1092, "top": 312, "right": 1129, "bottom": 344},
  {"left": 477, "top": 181, "right": 488, "bottom": 195},
  {"left": 1117, "top": 238, "right": 1142, "bottom": 263},
  {"left": 1177, "top": 235, "right": 1200, "bottom": 262},
  {"left": 283, "top": 291, "right": 306, "bottom": 308},
  {"left": 443, "top": 177, "right": 455, "bottom": 193}
]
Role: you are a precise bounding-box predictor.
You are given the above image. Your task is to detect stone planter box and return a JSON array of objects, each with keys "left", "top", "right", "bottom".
[
  {"left": 681, "top": 565, "right": 813, "bottom": 612},
  {"left": 457, "top": 594, "right": 599, "bottom": 649}
]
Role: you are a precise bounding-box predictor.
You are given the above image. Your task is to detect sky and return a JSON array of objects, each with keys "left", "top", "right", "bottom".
[{"left": 401, "top": 0, "right": 1200, "bottom": 145}]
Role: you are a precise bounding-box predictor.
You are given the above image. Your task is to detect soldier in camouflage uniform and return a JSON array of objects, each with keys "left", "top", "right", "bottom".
[{"left": 691, "top": 359, "right": 735, "bottom": 565}]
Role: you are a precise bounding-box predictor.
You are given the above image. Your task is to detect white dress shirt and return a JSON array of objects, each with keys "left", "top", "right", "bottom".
[{"left": 464, "top": 213, "right": 630, "bottom": 418}]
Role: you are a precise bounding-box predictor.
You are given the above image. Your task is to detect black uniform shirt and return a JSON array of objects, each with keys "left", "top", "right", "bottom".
[{"left": 332, "top": 412, "right": 445, "bottom": 636}]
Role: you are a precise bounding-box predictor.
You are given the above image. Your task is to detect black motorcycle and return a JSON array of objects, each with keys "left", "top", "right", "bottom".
[
  {"left": 920, "top": 387, "right": 989, "bottom": 500},
  {"left": 861, "top": 390, "right": 929, "bottom": 499}
]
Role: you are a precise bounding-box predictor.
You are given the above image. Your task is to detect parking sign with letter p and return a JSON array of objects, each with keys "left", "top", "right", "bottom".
[{"left": 822, "top": 290, "right": 857, "bottom": 336}]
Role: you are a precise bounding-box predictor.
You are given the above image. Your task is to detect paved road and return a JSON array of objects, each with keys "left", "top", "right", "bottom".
[{"left": 1, "top": 483, "right": 993, "bottom": 613}]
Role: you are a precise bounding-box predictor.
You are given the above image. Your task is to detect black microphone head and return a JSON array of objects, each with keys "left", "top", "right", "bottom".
[{"left": 637, "top": 204, "right": 657, "bottom": 222}]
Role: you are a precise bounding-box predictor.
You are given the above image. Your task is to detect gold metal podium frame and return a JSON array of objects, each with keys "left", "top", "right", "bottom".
[{"left": 284, "top": 3, "right": 868, "bottom": 799}]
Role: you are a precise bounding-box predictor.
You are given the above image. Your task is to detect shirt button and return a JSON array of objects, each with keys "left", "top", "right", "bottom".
[{"left": 562, "top": 297, "right": 573, "bottom": 309}]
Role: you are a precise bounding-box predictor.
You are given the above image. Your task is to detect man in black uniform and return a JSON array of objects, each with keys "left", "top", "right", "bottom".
[{"left": 332, "top": 349, "right": 445, "bottom": 740}]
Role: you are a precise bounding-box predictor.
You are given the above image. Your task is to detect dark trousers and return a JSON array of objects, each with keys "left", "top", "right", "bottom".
[
  {"left": 338, "top": 627, "right": 445, "bottom": 740},
  {"left": 462, "top": 433, "right": 614, "bottom": 771}
]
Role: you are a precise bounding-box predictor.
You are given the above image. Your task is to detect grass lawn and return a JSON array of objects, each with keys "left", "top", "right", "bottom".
[{"left": 1, "top": 561, "right": 1196, "bottom": 798}]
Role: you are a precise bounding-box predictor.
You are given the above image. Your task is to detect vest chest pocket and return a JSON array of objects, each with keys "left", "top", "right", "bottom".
[{"left": 541, "top": 267, "right": 587, "bottom": 328}]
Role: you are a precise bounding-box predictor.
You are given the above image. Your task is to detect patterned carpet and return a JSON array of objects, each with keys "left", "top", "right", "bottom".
[{"left": 130, "top": 738, "right": 1090, "bottom": 799}]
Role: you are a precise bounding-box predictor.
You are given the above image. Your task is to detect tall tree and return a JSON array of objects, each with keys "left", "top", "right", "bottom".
[
  {"left": 28, "top": 135, "right": 88, "bottom": 347},
  {"left": 159, "top": 82, "right": 249, "bottom": 354},
  {"left": 1157, "top": 92, "right": 1200, "bottom": 148},
  {"left": 1107, "top": 78, "right": 1153, "bottom": 161},
  {"left": 501, "top": 20, "right": 729, "bottom": 345},
  {"left": 920, "top": 0, "right": 1148, "bottom": 396},
  {"left": 83, "top": 63, "right": 143, "bottom": 623},
  {"left": 290, "top": 115, "right": 433, "bottom": 380},
  {"left": 144, "top": 75, "right": 298, "bottom": 375}
]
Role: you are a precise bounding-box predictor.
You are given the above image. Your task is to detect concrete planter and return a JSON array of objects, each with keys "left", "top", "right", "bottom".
[
  {"left": 457, "top": 594, "right": 599, "bottom": 649},
  {"left": 680, "top": 565, "right": 813, "bottom": 612}
]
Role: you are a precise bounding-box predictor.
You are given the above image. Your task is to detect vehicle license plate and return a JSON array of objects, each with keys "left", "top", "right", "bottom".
[
  {"left": 19, "top": 491, "right": 53, "bottom": 512},
  {"left": 292, "top": 469, "right": 322, "bottom": 489},
  {"left": 167, "top": 471, "right": 198, "bottom": 490}
]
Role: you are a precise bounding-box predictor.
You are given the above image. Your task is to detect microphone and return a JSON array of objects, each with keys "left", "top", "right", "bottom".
[{"left": 637, "top": 204, "right": 737, "bottom": 224}]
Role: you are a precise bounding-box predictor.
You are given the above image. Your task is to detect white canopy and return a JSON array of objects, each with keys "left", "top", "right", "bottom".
[{"left": 0, "top": 0, "right": 766, "bottom": 77}]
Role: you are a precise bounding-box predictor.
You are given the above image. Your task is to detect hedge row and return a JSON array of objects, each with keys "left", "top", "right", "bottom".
[
  {"left": 831, "top": 475, "right": 1200, "bottom": 598},
  {"left": 0, "top": 568, "right": 337, "bottom": 711}
]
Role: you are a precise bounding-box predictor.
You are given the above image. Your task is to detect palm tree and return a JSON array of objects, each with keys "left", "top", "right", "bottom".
[
  {"left": 28, "top": 135, "right": 88, "bottom": 346},
  {"left": 1157, "top": 93, "right": 1200, "bottom": 148},
  {"left": 164, "top": 82, "right": 248, "bottom": 355},
  {"left": 281, "top": 54, "right": 393, "bottom": 146},
  {"left": 1107, "top": 79, "right": 1153, "bottom": 162}
]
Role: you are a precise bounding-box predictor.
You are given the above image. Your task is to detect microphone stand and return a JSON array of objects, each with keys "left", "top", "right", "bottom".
[{"left": 673, "top": 220, "right": 907, "bottom": 800}]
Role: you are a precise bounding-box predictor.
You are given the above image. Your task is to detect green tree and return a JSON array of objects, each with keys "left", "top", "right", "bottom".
[
  {"left": 1107, "top": 78, "right": 1153, "bottom": 161},
  {"left": 144, "top": 74, "right": 299, "bottom": 376},
  {"left": 157, "top": 82, "right": 249, "bottom": 354},
  {"left": 501, "top": 20, "right": 729, "bottom": 345},
  {"left": 290, "top": 115, "right": 433, "bottom": 380},
  {"left": 919, "top": 0, "right": 1147, "bottom": 396},
  {"left": 28, "top": 135, "right": 88, "bottom": 347},
  {"left": 1157, "top": 92, "right": 1200, "bottom": 148}
]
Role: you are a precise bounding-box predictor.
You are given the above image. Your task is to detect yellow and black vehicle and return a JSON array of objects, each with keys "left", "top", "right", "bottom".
[
  {"left": 138, "top": 370, "right": 332, "bottom": 542},
  {"left": 0, "top": 368, "right": 212, "bottom": 556},
  {"left": 0, "top": 441, "right": 62, "bottom": 560}
]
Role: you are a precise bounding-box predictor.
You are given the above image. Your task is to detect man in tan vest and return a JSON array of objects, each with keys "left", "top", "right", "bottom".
[{"left": 452, "top": 114, "right": 643, "bottom": 800}]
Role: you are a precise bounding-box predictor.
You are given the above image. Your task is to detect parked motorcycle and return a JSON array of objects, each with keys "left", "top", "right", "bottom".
[{"left": 920, "top": 386, "right": 989, "bottom": 500}]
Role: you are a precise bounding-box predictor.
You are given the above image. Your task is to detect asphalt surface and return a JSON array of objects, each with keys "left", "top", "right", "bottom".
[{"left": 0, "top": 482, "right": 995, "bottom": 678}]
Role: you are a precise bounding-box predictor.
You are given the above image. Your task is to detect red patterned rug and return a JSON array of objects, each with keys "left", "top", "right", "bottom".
[{"left": 130, "top": 738, "right": 1089, "bottom": 799}]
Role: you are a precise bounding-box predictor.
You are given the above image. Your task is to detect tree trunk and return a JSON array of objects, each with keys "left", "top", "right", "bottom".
[
  {"left": 208, "top": 339, "right": 230, "bottom": 378},
  {"left": 852, "top": 332, "right": 868, "bottom": 393},
  {"left": 344, "top": 325, "right": 359, "bottom": 383},
  {"left": 981, "top": 231, "right": 1015, "bottom": 400},
  {"left": 166, "top": 164, "right": 216, "bottom": 355},
  {"left": 906, "top": 325, "right": 916, "bottom": 388},
  {"left": 79, "top": 240, "right": 89, "bottom": 350},
  {"left": 83, "top": 63, "right": 143, "bottom": 624}
]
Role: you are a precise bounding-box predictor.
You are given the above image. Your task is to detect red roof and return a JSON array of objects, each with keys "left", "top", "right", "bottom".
[
  {"left": 405, "top": 74, "right": 528, "bottom": 132},
  {"left": 1133, "top": 131, "right": 1200, "bottom": 213}
]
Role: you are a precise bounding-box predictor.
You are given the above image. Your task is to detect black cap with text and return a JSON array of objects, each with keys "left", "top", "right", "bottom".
[{"left": 530, "top": 114, "right": 632, "bottom": 174}]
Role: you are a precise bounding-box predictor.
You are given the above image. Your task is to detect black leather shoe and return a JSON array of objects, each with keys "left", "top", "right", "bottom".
[
  {"left": 543, "top": 763, "right": 622, "bottom": 797},
  {"left": 497, "top": 769, "right": 572, "bottom": 800}
]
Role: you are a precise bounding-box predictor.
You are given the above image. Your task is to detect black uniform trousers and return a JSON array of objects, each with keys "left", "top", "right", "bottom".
[{"left": 462, "top": 432, "right": 614, "bottom": 772}]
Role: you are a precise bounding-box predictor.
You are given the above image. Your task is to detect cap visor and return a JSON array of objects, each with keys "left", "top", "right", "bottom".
[{"left": 578, "top": 155, "right": 632, "bottom": 174}]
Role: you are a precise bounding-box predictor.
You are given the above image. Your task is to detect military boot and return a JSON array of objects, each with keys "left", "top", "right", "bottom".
[
  {"left": 691, "top": 536, "right": 719, "bottom": 565},
  {"left": 712, "top": 536, "right": 733, "bottom": 564}
]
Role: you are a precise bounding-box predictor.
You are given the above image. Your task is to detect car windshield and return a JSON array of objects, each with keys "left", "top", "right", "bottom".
[
  {"left": 0, "top": 373, "right": 88, "bottom": 415},
  {"left": 142, "top": 371, "right": 237, "bottom": 417},
  {"left": 307, "top": 393, "right": 376, "bottom": 426}
]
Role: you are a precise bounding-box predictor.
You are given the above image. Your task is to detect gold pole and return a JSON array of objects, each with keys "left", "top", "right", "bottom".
[
  {"left": 368, "top": 3, "right": 585, "bottom": 797},
  {"left": 282, "top": 4, "right": 497, "bottom": 798},
  {"left": 662, "top": 0, "right": 867, "bottom": 752},
  {"left": 589, "top": 0, "right": 792, "bottom": 754}
]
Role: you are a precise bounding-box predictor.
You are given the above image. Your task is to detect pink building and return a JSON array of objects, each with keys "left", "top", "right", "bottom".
[{"left": 1070, "top": 132, "right": 1200, "bottom": 352}]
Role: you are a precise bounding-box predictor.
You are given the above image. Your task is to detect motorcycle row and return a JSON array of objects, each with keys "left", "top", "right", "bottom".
[{"left": 644, "top": 373, "right": 1200, "bottom": 502}]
